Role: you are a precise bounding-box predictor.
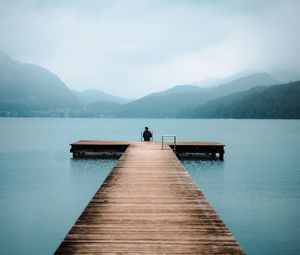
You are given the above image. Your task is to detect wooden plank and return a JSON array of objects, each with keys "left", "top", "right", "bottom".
[{"left": 55, "top": 142, "right": 243, "bottom": 254}]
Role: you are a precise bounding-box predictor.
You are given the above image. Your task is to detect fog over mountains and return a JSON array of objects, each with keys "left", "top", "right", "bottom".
[
  {"left": 0, "top": 52, "right": 79, "bottom": 115},
  {"left": 0, "top": 53, "right": 299, "bottom": 119}
]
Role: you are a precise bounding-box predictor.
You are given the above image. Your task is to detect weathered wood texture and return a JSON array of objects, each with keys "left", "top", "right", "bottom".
[{"left": 56, "top": 142, "right": 243, "bottom": 254}]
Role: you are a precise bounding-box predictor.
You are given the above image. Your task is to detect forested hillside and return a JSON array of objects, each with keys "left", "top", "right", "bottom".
[{"left": 191, "top": 81, "right": 300, "bottom": 119}]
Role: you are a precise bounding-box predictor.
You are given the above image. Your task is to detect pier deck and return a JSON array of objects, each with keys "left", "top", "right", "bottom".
[
  {"left": 70, "top": 140, "right": 225, "bottom": 160},
  {"left": 55, "top": 141, "right": 244, "bottom": 254}
]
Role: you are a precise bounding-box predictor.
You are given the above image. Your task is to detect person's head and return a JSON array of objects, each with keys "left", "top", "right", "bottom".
[{"left": 145, "top": 127, "right": 149, "bottom": 131}]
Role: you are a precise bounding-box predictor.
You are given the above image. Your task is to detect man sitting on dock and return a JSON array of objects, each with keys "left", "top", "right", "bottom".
[{"left": 143, "top": 127, "right": 152, "bottom": 141}]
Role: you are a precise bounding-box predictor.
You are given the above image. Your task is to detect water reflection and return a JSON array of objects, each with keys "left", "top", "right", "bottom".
[
  {"left": 181, "top": 159, "right": 225, "bottom": 172},
  {"left": 68, "top": 158, "right": 116, "bottom": 200},
  {"left": 181, "top": 159, "right": 225, "bottom": 183},
  {"left": 70, "top": 158, "right": 116, "bottom": 176},
  {"left": 181, "top": 159, "right": 225, "bottom": 201}
]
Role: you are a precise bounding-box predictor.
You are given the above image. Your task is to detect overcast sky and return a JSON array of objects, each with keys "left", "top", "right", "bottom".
[{"left": 1, "top": 0, "right": 299, "bottom": 98}]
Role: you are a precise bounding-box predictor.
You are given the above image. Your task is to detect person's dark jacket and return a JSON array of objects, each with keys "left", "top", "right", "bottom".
[{"left": 143, "top": 130, "right": 152, "bottom": 141}]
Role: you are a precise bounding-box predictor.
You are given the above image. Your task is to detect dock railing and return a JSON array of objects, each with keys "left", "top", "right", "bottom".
[{"left": 161, "top": 135, "right": 176, "bottom": 152}]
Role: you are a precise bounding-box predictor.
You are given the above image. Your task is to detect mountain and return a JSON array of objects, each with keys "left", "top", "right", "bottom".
[
  {"left": 190, "top": 70, "right": 254, "bottom": 87},
  {"left": 118, "top": 73, "right": 280, "bottom": 118},
  {"left": 0, "top": 52, "right": 80, "bottom": 116},
  {"left": 72, "top": 89, "right": 131, "bottom": 105},
  {"left": 191, "top": 81, "right": 300, "bottom": 119},
  {"left": 76, "top": 101, "right": 123, "bottom": 117},
  {"left": 118, "top": 92, "right": 209, "bottom": 117},
  {"left": 152, "top": 85, "right": 205, "bottom": 96},
  {"left": 1, "top": 52, "right": 294, "bottom": 119},
  {"left": 269, "top": 70, "right": 300, "bottom": 83},
  {"left": 210, "top": 72, "right": 280, "bottom": 98}
]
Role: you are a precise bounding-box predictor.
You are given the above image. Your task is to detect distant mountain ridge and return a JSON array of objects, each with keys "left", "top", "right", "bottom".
[
  {"left": 72, "top": 89, "right": 131, "bottom": 105},
  {"left": 210, "top": 73, "right": 280, "bottom": 98},
  {"left": 0, "top": 52, "right": 80, "bottom": 116},
  {"left": 190, "top": 81, "right": 300, "bottom": 119},
  {"left": 1, "top": 52, "right": 298, "bottom": 119},
  {"left": 151, "top": 85, "right": 205, "bottom": 96},
  {"left": 118, "top": 73, "right": 280, "bottom": 117}
]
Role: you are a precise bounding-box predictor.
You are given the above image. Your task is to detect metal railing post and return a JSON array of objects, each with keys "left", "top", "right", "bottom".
[
  {"left": 174, "top": 136, "right": 176, "bottom": 152},
  {"left": 161, "top": 135, "right": 176, "bottom": 151}
]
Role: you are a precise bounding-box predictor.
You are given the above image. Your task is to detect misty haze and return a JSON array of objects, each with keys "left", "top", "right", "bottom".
[{"left": 0, "top": 1, "right": 300, "bottom": 255}]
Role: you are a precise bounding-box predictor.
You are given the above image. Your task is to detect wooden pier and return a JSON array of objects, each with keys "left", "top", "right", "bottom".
[
  {"left": 55, "top": 141, "right": 244, "bottom": 254},
  {"left": 70, "top": 140, "right": 225, "bottom": 160}
]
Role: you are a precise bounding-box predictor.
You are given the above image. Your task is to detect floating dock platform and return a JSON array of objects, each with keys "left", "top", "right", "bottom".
[
  {"left": 55, "top": 141, "right": 244, "bottom": 254},
  {"left": 70, "top": 140, "right": 225, "bottom": 160}
]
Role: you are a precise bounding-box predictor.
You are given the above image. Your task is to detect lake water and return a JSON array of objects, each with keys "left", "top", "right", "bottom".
[{"left": 0, "top": 118, "right": 299, "bottom": 255}]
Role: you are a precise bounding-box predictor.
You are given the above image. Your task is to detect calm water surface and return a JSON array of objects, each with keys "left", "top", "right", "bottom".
[{"left": 0, "top": 118, "right": 299, "bottom": 255}]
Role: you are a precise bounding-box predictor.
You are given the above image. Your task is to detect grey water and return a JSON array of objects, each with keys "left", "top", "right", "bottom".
[{"left": 0, "top": 118, "right": 299, "bottom": 255}]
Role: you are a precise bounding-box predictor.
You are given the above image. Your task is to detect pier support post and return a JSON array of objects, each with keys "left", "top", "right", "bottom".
[{"left": 219, "top": 152, "right": 224, "bottom": 160}]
